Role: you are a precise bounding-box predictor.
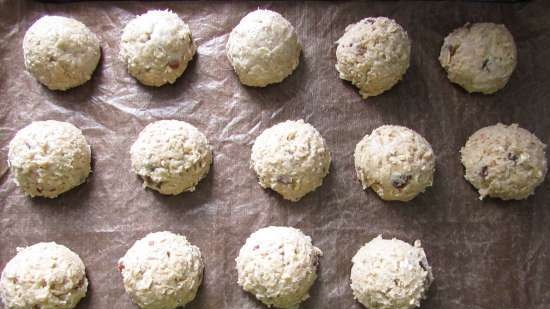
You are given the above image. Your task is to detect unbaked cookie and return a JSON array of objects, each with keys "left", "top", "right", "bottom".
[
  {"left": 0, "top": 242, "right": 88, "bottom": 309},
  {"left": 461, "top": 123, "right": 547, "bottom": 200},
  {"left": 351, "top": 236, "right": 433, "bottom": 309},
  {"left": 336, "top": 17, "right": 411, "bottom": 99},
  {"left": 226, "top": 9, "right": 301, "bottom": 87},
  {"left": 354, "top": 125, "right": 435, "bottom": 202},
  {"left": 130, "top": 120, "right": 212, "bottom": 195},
  {"left": 439, "top": 22, "right": 517, "bottom": 94},
  {"left": 118, "top": 231, "right": 203, "bottom": 309},
  {"left": 236, "top": 226, "right": 322, "bottom": 309},
  {"left": 8, "top": 120, "right": 91, "bottom": 198},
  {"left": 120, "top": 10, "right": 196, "bottom": 87},
  {"left": 250, "top": 119, "right": 331, "bottom": 202},
  {"left": 23, "top": 16, "right": 100, "bottom": 91}
]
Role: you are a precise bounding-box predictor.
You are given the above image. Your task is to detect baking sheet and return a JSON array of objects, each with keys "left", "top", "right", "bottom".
[{"left": 1, "top": 1, "right": 549, "bottom": 308}]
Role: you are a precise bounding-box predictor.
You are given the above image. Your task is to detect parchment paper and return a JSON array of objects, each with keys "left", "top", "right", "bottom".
[{"left": 1, "top": 1, "right": 549, "bottom": 308}]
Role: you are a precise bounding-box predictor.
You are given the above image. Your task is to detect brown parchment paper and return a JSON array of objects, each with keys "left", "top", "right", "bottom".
[{"left": 1, "top": 1, "right": 550, "bottom": 308}]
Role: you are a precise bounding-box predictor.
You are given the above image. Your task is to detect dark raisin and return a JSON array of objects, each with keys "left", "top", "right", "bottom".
[
  {"left": 168, "top": 59, "right": 180, "bottom": 69},
  {"left": 276, "top": 175, "right": 292, "bottom": 185},
  {"left": 482, "top": 59, "right": 490, "bottom": 71},
  {"left": 507, "top": 152, "right": 518, "bottom": 162},
  {"left": 117, "top": 262, "right": 125, "bottom": 272},
  {"left": 253, "top": 245, "right": 260, "bottom": 250},
  {"left": 480, "top": 166, "right": 488, "bottom": 178},
  {"left": 166, "top": 251, "right": 171, "bottom": 257},
  {"left": 448, "top": 45, "right": 458, "bottom": 58},
  {"left": 391, "top": 174, "right": 411, "bottom": 189}
]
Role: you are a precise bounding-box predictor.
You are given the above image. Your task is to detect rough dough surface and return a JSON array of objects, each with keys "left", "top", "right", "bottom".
[
  {"left": 120, "top": 10, "right": 196, "bottom": 87},
  {"left": 439, "top": 22, "right": 517, "bottom": 94},
  {"left": 250, "top": 119, "right": 331, "bottom": 202},
  {"left": 130, "top": 120, "right": 212, "bottom": 195},
  {"left": 336, "top": 17, "right": 411, "bottom": 99},
  {"left": 8, "top": 120, "right": 92, "bottom": 198},
  {"left": 118, "top": 231, "right": 204, "bottom": 309},
  {"left": 350, "top": 236, "right": 433, "bottom": 309},
  {"left": 226, "top": 9, "right": 301, "bottom": 87},
  {"left": 23, "top": 15, "right": 100, "bottom": 91},
  {"left": 354, "top": 125, "right": 435, "bottom": 202},
  {"left": 0, "top": 242, "right": 88, "bottom": 309},
  {"left": 460, "top": 123, "right": 547, "bottom": 200},
  {"left": 236, "top": 226, "right": 322, "bottom": 309}
]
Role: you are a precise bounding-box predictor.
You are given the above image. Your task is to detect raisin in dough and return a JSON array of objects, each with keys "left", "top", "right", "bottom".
[
  {"left": 336, "top": 17, "right": 411, "bottom": 99},
  {"left": 250, "top": 120, "right": 331, "bottom": 202},
  {"left": 8, "top": 120, "right": 91, "bottom": 198},
  {"left": 226, "top": 9, "right": 301, "bottom": 87},
  {"left": 120, "top": 10, "right": 196, "bottom": 87},
  {"left": 236, "top": 226, "right": 322, "bottom": 309},
  {"left": 118, "top": 232, "right": 204, "bottom": 309},
  {"left": 461, "top": 123, "right": 547, "bottom": 200},
  {"left": 0, "top": 242, "right": 88, "bottom": 309},
  {"left": 354, "top": 125, "right": 435, "bottom": 202},
  {"left": 23, "top": 16, "right": 100, "bottom": 91},
  {"left": 439, "top": 22, "right": 517, "bottom": 94},
  {"left": 130, "top": 120, "right": 212, "bottom": 195},
  {"left": 351, "top": 236, "right": 433, "bottom": 309}
]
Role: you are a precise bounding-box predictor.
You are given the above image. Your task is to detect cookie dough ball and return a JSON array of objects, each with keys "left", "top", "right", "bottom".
[
  {"left": 8, "top": 120, "right": 91, "bottom": 198},
  {"left": 351, "top": 236, "right": 433, "bottom": 309},
  {"left": 461, "top": 123, "right": 547, "bottom": 200},
  {"left": 250, "top": 120, "right": 331, "bottom": 202},
  {"left": 120, "top": 10, "right": 196, "bottom": 87},
  {"left": 236, "top": 226, "right": 322, "bottom": 309},
  {"left": 130, "top": 120, "right": 212, "bottom": 195},
  {"left": 118, "top": 231, "right": 203, "bottom": 309},
  {"left": 226, "top": 9, "right": 301, "bottom": 87},
  {"left": 354, "top": 125, "right": 435, "bottom": 202},
  {"left": 0, "top": 242, "right": 88, "bottom": 309},
  {"left": 23, "top": 16, "right": 100, "bottom": 91},
  {"left": 439, "top": 23, "right": 517, "bottom": 94},
  {"left": 336, "top": 17, "right": 411, "bottom": 99}
]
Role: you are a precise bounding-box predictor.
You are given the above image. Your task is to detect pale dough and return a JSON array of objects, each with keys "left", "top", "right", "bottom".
[
  {"left": 354, "top": 125, "right": 435, "bottom": 202},
  {"left": 351, "top": 236, "right": 433, "bottom": 309},
  {"left": 130, "top": 120, "right": 212, "bottom": 195},
  {"left": 120, "top": 10, "right": 196, "bottom": 87},
  {"left": 118, "top": 231, "right": 204, "bottom": 309},
  {"left": 23, "top": 16, "right": 100, "bottom": 91},
  {"left": 250, "top": 119, "right": 331, "bottom": 202},
  {"left": 439, "top": 22, "right": 517, "bottom": 94},
  {"left": 226, "top": 9, "right": 301, "bottom": 87},
  {"left": 236, "top": 226, "right": 322, "bottom": 309},
  {"left": 0, "top": 242, "right": 88, "bottom": 309},
  {"left": 336, "top": 17, "right": 411, "bottom": 99},
  {"left": 8, "top": 120, "right": 91, "bottom": 198},
  {"left": 460, "top": 123, "right": 547, "bottom": 200}
]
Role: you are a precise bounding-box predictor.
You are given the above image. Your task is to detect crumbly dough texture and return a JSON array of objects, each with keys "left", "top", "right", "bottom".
[
  {"left": 120, "top": 10, "right": 196, "bottom": 87},
  {"left": 354, "top": 125, "right": 435, "bottom": 202},
  {"left": 439, "top": 22, "right": 517, "bottom": 94},
  {"left": 23, "top": 15, "right": 100, "bottom": 91},
  {"left": 226, "top": 9, "right": 301, "bottom": 87},
  {"left": 8, "top": 120, "right": 92, "bottom": 198},
  {"left": 350, "top": 236, "right": 433, "bottom": 309},
  {"left": 236, "top": 226, "right": 322, "bottom": 309},
  {"left": 460, "top": 123, "right": 547, "bottom": 200},
  {"left": 250, "top": 119, "right": 331, "bottom": 202},
  {"left": 118, "top": 231, "right": 204, "bottom": 309},
  {"left": 336, "top": 17, "right": 411, "bottom": 99},
  {"left": 130, "top": 120, "right": 212, "bottom": 195},
  {"left": 0, "top": 242, "right": 88, "bottom": 309}
]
